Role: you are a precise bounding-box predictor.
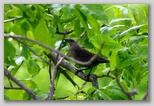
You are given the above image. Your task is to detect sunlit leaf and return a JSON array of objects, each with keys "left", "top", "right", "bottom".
[
  {"left": 33, "top": 19, "right": 55, "bottom": 47},
  {"left": 119, "top": 24, "right": 145, "bottom": 43},
  {"left": 109, "top": 18, "right": 131, "bottom": 26}
]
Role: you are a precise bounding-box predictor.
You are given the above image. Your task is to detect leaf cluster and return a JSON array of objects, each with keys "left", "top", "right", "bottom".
[{"left": 4, "top": 4, "right": 148, "bottom": 100}]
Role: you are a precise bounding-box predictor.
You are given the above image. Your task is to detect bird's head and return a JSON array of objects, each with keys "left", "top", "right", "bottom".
[{"left": 64, "top": 39, "right": 78, "bottom": 48}]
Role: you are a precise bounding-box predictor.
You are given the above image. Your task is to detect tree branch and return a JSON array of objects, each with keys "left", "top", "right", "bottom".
[
  {"left": 4, "top": 34, "right": 99, "bottom": 89},
  {"left": 48, "top": 31, "right": 87, "bottom": 99},
  {"left": 142, "top": 90, "right": 148, "bottom": 100},
  {"left": 4, "top": 68, "right": 39, "bottom": 100},
  {"left": 16, "top": 39, "right": 52, "bottom": 65},
  {"left": 48, "top": 53, "right": 68, "bottom": 99},
  {"left": 114, "top": 68, "right": 137, "bottom": 100},
  {"left": 4, "top": 16, "right": 23, "bottom": 23},
  {"left": 4, "top": 34, "right": 105, "bottom": 67},
  {"left": 47, "top": 52, "right": 99, "bottom": 89}
]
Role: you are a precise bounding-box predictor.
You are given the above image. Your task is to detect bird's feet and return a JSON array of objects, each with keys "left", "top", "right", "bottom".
[
  {"left": 75, "top": 69, "right": 83, "bottom": 75},
  {"left": 84, "top": 74, "right": 91, "bottom": 81}
]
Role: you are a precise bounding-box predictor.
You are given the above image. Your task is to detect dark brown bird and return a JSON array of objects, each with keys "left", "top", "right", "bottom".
[{"left": 65, "top": 39, "right": 109, "bottom": 72}]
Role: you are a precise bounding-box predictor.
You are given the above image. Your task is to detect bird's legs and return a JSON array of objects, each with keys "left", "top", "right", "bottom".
[
  {"left": 75, "top": 67, "right": 93, "bottom": 80},
  {"left": 85, "top": 67, "right": 93, "bottom": 80},
  {"left": 88, "top": 67, "right": 93, "bottom": 75}
]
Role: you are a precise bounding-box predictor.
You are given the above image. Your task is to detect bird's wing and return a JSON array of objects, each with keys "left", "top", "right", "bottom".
[{"left": 74, "top": 47, "right": 94, "bottom": 59}]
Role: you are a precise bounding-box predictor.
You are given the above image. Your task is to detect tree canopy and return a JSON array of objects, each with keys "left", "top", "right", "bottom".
[{"left": 4, "top": 4, "right": 148, "bottom": 100}]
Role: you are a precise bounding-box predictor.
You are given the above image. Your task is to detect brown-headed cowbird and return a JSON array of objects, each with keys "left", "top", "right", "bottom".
[{"left": 65, "top": 39, "right": 109, "bottom": 71}]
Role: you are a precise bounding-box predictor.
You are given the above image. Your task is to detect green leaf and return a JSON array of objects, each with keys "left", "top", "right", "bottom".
[
  {"left": 4, "top": 4, "right": 148, "bottom": 100},
  {"left": 87, "top": 87, "right": 97, "bottom": 95},
  {"left": 26, "top": 80, "right": 38, "bottom": 91},
  {"left": 11, "top": 21, "right": 25, "bottom": 35},
  {"left": 74, "top": 19, "right": 84, "bottom": 36},
  {"left": 79, "top": 5, "right": 102, "bottom": 35},
  {"left": 138, "top": 24, "right": 148, "bottom": 34},
  {"left": 135, "top": 45, "right": 148, "bottom": 59},
  {"left": 114, "top": 5, "right": 123, "bottom": 18},
  {"left": 95, "top": 89, "right": 112, "bottom": 100},
  {"left": 100, "top": 26, "right": 111, "bottom": 34},
  {"left": 61, "top": 4, "right": 74, "bottom": 17},
  {"left": 4, "top": 22, "right": 13, "bottom": 33},
  {"left": 119, "top": 24, "right": 145, "bottom": 43},
  {"left": 33, "top": 19, "right": 55, "bottom": 47},
  {"left": 89, "top": 35, "right": 103, "bottom": 49},
  {"left": 109, "top": 18, "right": 131, "bottom": 26},
  {"left": 21, "top": 45, "right": 29, "bottom": 59},
  {"left": 83, "top": 4, "right": 108, "bottom": 22},
  {"left": 73, "top": 5, "right": 90, "bottom": 34},
  {"left": 5, "top": 9, "right": 21, "bottom": 18},
  {"left": 22, "top": 92, "right": 31, "bottom": 100},
  {"left": 110, "top": 49, "right": 118, "bottom": 69},
  {"left": 37, "top": 92, "right": 48, "bottom": 100},
  {"left": 117, "top": 54, "right": 140, "bottom": 69},
  {"left": 129, "top": 35, "right": 148, "bottom": 45},
  {"left": 128, "top": 4, "right": 148, "bottom": 25},
  {"left": 5, "top": 90, "right": 23, "bottom": 100},
  {"left": 20, "top": 20, "right": 31, "bottom": 35},
  {"left": 4, "top": 94, "right": 10, "bottom": 100},
  {"left": 107, "top": 86, "right": 128, "bottom": 100},
  {"left": 4, "top": 39, "right": 16, "bottom": 64},
  {"left": 27, "top": 60, "right": 40, "bottom": 76}
]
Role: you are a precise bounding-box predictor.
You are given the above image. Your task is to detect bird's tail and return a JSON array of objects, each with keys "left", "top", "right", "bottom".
[{"left": 97, "top": 57, "right": 109, "bottom": 63}]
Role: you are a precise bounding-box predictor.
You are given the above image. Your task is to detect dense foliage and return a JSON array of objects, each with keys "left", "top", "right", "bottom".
[{"left": 4, "top": 4, "right": 148, "bottom": 100}]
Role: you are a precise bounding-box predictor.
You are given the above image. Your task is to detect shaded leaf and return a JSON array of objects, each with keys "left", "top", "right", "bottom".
[
  {"left": 95, "top": 89, "right": 112, "bottom": 100},
  {"left": 27, "top": 60, "right": 40, "bottom": 76},
  {"left": 4, "top": 39, "right": 16, "bottom": 64}
]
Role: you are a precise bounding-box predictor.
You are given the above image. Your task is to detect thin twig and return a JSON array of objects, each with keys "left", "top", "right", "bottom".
[
  {"left": 4, "top": 16, "right": 23, "bottom": 23},
  {"left": 16, "top": 39, "right": 52, "bottom": 65},
  {"left": 142, "top": 90, "right": 148, "bottom": 100},
  {"left": 6, "top": 75, "right": 13, "bottom": 87},
  {"left": 4, "top": 68, "right": 39, "bottom": 100},
  {"left": 80, "top": 81, "right": 87, "bottom": 90},
  {"left": 56, "top": 32, "right": 67, "bottom": 60},
  {"left": 58, "top": 68, "right": 79, "bottom": 88},
  {"left": 4, "top": 87, "right": 22, "bottom": 90},
  {"left": 87, "top": 41, "right": 106, "bottom": 66},
  {"left": 49, "top": 53, "right": 68, "bottom": 99},
  {"left": 44, "top": 51, "right": 79, "bottom": 88},
  {"left": 43, "top": 51, "right": 53, "bottom": 80},
  {"left": 97, "top": 71, "right": 115, "bottom": 79},
  {"left": 55, "top": 26, "right": 74, "bottom": 35},
  {"left": 48, "top": 59, "right": 52, "bottom": 82},
  {"left": 114, "top": 68, "right": 137, "bottom": 100}
]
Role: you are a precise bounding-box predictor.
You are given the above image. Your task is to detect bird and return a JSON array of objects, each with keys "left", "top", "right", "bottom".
[{"left": 64, "top": 38, "right": 109, "bottom": 75}]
